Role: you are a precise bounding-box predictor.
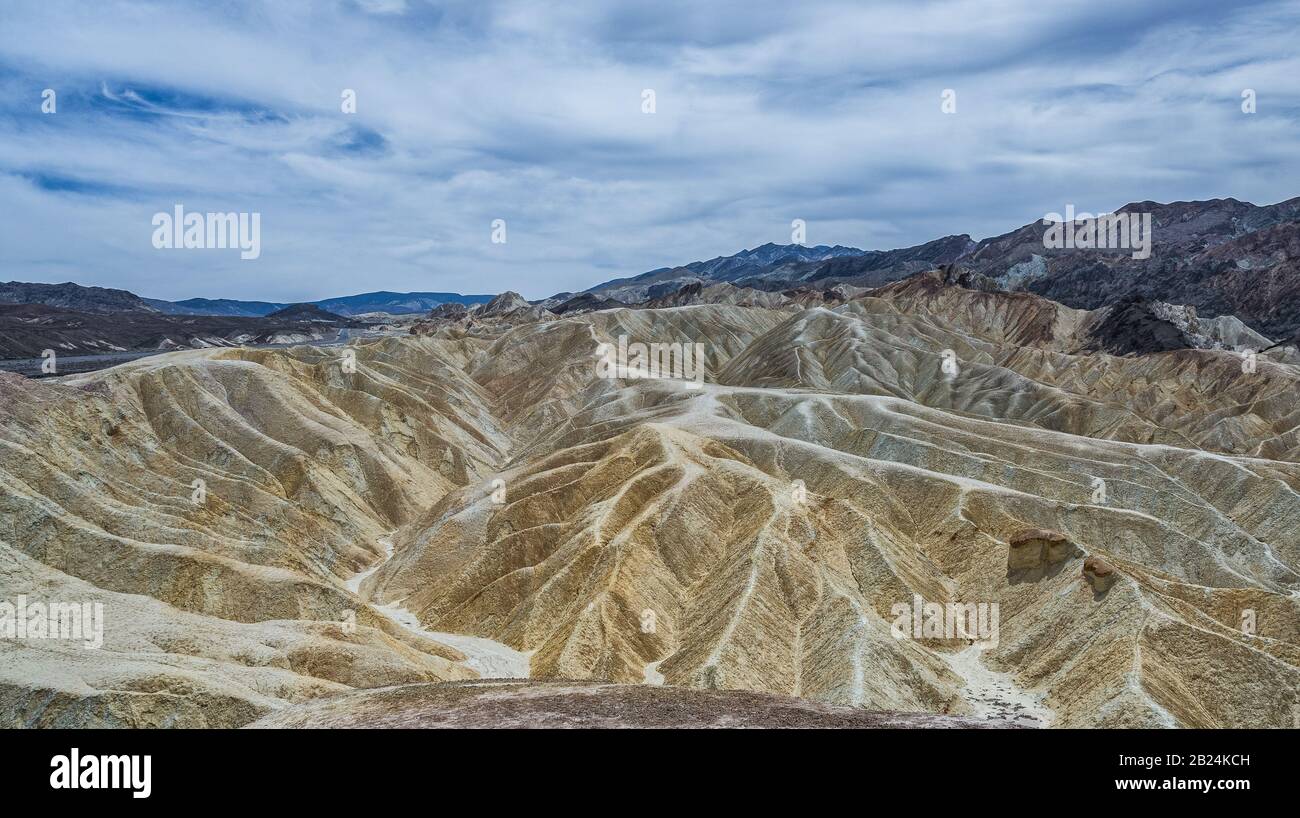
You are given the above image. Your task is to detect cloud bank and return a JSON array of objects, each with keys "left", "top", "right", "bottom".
[{"left": 1, "top": 0, "right": 1296, "bottom": 301}]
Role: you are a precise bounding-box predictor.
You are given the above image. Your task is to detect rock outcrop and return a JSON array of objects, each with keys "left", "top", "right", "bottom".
[
  {"left": 1007, "top": 529, "right": 1076, "bottom": 572},
  {"left": 550, "top": 293, "right": 624, "bottom": 314},
  {"left": 477, "top": 291, "right": 532, "bottom": 317},
  {"left": 426, "top": 302, "right": 469, "bottom": 321},
  {"left": 1083, "top": 557, "right": 1118, "bottom": 594}
]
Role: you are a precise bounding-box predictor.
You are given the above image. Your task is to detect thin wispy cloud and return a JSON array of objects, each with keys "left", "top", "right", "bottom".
[{"left": 0, "top": 0, "right": 1296, "bottom": 301}]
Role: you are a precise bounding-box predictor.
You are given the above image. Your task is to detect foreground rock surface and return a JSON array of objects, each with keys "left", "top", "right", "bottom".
[{"left": 246, "top": 680, "right": 1011, "bottom": 729}]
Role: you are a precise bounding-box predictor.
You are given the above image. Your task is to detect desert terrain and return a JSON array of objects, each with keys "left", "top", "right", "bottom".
[{"left": 2, "top": 271, "right": 1298, "bottom": 728}]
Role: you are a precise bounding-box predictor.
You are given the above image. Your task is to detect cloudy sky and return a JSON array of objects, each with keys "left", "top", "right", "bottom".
[{"left": 1, "top": 0, "right": 1297, "bottom": 302}]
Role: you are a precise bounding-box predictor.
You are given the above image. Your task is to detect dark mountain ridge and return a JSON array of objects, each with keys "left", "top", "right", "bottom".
[
  {"left": 2, "top": 283, "right": 493, "bottom": 318},
  {"left": 577, "top": 196, "right": 1300, "bottom": 336},
  {"left": 0, "top": 281, "right": 160, "bottom": 314},
  {"left": 266, "top": 303, "right": 348, "bottom": 322},
  {"left": 0, "top": 302, "right": 357, "bottom": 365}
]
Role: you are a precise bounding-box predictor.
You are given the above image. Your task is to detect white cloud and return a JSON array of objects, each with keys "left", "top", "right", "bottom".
[{"left": 0, "top": 0, "right": 1296, "bottom": 301}]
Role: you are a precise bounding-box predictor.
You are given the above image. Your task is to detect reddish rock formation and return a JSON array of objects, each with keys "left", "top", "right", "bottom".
[
  {"left": 1007, "top": 528, "right": 1074, "bottom": 571},
  {"left": 1083, "top": 557, "right": 1117, "bottom": 593}
]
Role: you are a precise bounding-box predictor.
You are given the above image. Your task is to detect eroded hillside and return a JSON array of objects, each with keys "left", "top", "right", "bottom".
[{"left": 3, "top": 274, "right": 1298, "bottom": 727}]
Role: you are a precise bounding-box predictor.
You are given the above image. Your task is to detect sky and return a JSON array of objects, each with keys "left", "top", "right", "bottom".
[{"left": 0, "top": 0, "right": 1297, "bottom": 302}]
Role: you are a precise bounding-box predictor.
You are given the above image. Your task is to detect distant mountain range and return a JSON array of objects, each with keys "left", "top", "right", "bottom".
[
  {"left": 0, "top": 282, "right": 493, "bottom": 318},
  {"left": 0, "top": 282, "right": 157, "bottom": 314},
  {"left": 6, "top": 195, "right": 1300, "bottom": 336},
  {"left": 573, "top": 243, "right": 867, "bottom": 303},
  {"left": 577, "top": 196, "right": 1300, "bottom": 336},
  {"left": 0, "top": 283, "right": 494, "bottom": 364},
  {"left": 0, "top": 301, "right": 359, "bottom": 366},
  {"left": 155, "top": 290, "right": 496, "bottom": 317},
  {"left": 143, "top": 297, "right": 284, "bottom": 317}
]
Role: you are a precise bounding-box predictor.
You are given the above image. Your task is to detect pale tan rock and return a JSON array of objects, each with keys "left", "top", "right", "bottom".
[{"left": 2, "top": 280, "right": 1298, "bottom": 729}]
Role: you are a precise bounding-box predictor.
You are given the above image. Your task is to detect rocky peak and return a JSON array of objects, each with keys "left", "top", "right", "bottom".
[{"left": 479, "top": 291, "right": 531, "bottom": 317}]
